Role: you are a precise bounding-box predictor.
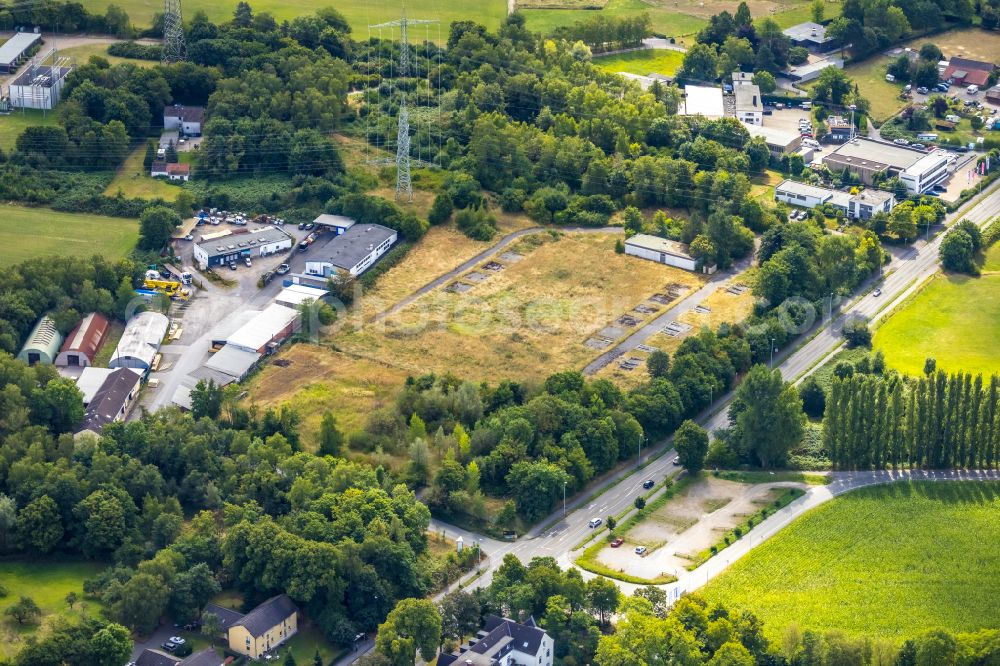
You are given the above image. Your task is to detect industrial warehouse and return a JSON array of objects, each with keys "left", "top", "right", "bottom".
[
  {"left": 822, "top": 138, "right": 952, "bottom": 194},
  {"left": 193, "top": 226, "right": 293, "bottom": 269},
  {"left": 624, "top": 234, "right": 716, "bottom": 274},
  {"left": 304, "top": 223, "right": 397, "bottom": 277}
]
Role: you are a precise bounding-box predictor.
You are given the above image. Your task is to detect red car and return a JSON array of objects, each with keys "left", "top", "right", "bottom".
[{"left": 610, "top": 537, "right": 624, "bottom": 548}]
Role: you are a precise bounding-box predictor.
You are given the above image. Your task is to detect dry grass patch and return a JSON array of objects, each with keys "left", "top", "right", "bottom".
[
  {"left": 333, "top": 233, "right": 704, "bottom": 382},
  {"left": 678, "top": 287, "right": 755, "bottom": 329},
  {"left": 246, "top": 343, "right": 410, "bottom": 445},
  {"left": 358, "top": 217, "right": 535, "bottom": 318},
  {"left": 592, "top": 330, "right": 686, "bottom": 388}
]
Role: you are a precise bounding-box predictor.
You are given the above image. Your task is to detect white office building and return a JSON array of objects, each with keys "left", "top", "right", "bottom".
[{"left": 734, "top": 84, "right": 763, "bottom": 125}]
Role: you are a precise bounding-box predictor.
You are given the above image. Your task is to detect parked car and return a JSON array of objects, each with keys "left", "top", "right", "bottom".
[
  {"left": 305, "top": 223, "right": 316, "bottom": 230},
  {"left": 276, "top": 263, "right": 290, "bottom": 275},
  {"left": 229, "top": 263, "right": 237, "bottom": 271},
  {"left": 910, "top": 143, "right": 925, "bottom": 150},
  {"left": 244, "top": 257, "right": 252, "bottom": 267},
  {"left": 916, "top": 86, "right": 929, "bottom": 95},
  {"left": 635, "top": 546, "right": 647, "bottom": 555},
  {"left": 298, "top": 222, "right": 307, "bottom": 229},
  {"left": 588, "top": 518, "right": 602, "bottom": 528},
  {"left": 169, "top": 637, "right": 185, "bottom": 645},
  {"left": 893, "top": 138, "right": 910, "bottom": 145},
  {"left": 672, "top": 456, "right": 681, "bottom": 466},
  {"left": 184, "top": 233, "right": 194, "bottom": 241},
  {"left": 610, "top": 537, "right": 624, "bottom": 548},
  {"left": 161, "top": 642, "right": 177, "bottom": 653},
  {"left": 642, "top": 480, "right": 655, "bottom": 489}
]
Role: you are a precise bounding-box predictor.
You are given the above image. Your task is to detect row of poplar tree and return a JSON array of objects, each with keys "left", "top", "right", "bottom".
[{"left": 823, "top": 371, "right": 1000, "bottom": 470}]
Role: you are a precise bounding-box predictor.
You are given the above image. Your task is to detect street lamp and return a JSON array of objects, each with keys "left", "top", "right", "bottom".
[
  {"left": 769, "top": 338, "right": 775, "bottom": 368},
  {"left": 849, "top": 104, "right": 857, "bottom": 140},
  {"left": 563, "top": 481, "right": 567, "bottom": 516},
  {"left": 477, "top": 538, "right": 483, "bottom": 572}
]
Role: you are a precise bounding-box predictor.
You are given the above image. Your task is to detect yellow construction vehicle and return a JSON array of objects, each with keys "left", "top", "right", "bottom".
[{"left": 142, "top": 279, "right": 191, "bottom": 300}]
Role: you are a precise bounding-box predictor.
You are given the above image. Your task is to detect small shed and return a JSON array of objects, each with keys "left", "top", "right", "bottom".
[
  {"left": 56, "top": 312, "right": 110, "bottom": 367},
  {"left": 17, "top": 315, "right": 62, "bottom": 366}
]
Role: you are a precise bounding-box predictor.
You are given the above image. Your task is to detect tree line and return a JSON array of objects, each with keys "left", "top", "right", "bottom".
[{"left": 824, "top": 370, "right": 1000, "bottom": 470}]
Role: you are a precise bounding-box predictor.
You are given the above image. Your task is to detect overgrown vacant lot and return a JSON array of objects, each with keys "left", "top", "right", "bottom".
[
  {"left": 0, "top": 561, "right": 105, "bottom": 659},
  {"left": 251, "top": 232, "right": 705, "bottom": 441},
  {"left": 333, "top": 232, "right": 704, "bottom": 381},
  {"left": 0, "top": 205, "right": 138, "bottom": 265},
  {"left": 702, "top": 482, "right": 1000, "bottom": 642},
  {"left": 873, "top": 272, "right": 1000, "bottom": 376}
]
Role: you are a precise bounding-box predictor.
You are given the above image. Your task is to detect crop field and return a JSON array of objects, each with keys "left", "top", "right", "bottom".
[
  {"left": 523, "top": 0, "right": 840, "bottom": 39},
  {"left": 873, "top": 272, "right": 1000, "bottom": 376},
  {"left": 106, "top": 145, "right": 184, "bottom": 201},
  {"left": 80, "top": 0, "right": 507, "bottom": 37},
  {"left": 0, "top": 205, "right": 138, "bottom": 265},
  {"left": 0, "top": 560, "right": 106, "bottom": 659},
  {"left": 702, "top": 481, "right": 1000, "bottom": 642},
  {"left": 593, "top": 48, "right": 684, "bottom": 77}
]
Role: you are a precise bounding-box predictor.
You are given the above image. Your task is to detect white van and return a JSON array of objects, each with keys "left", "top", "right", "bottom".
[
  {"left": 967, "top": 84, "right": 980, "bottom": 94},
  {"left": 588, "top": 518, "right": 602, "bottom": 528}
]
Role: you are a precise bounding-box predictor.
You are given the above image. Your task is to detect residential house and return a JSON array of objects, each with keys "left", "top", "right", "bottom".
[
  {"left": 438, "top": 616, "right": 554, "bottom": 666},
  {"left": 151, "top": 161, "right": 191, "bottom": 181},
  {"left": 783, "top": 22, "right": 835, "bottom": 51},
  {"left": 203, "top": 595, "right": 298, "bottom": 660},
  {"left": 74, "top": 367, "right": 142, "bottom": 438}
]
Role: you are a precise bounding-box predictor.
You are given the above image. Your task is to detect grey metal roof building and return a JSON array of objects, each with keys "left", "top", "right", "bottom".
[
  {"left": 0, "top": 32, "right": 41, "bottom": 72},
  {"left": 305, "top": 224, "right": 397, "bottom": 276},
  {"left": 193, "top": 226, "right": 293, "bottom": 268},
  {"left": 17, "top": 315, "right": 62, "bottom": 366},
  {"left": 232, "top": 595, "right": 298, "bottom": 638},
  {"left": 109, "top": 311, "right": 168, "bottom": 371}
]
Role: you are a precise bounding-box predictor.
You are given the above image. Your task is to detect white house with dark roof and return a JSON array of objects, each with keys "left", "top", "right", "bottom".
[
  {"left": 438, "top": 616, "right": 554, "bottom": 666},
  {"left": 164, "top": 104, "right": 206, "bottom": 136}
]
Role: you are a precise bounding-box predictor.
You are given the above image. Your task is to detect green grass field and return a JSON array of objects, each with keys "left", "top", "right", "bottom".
[
  {"left": 593, "top": 48, "right": 684, "bottom": 76},
  {"left": 0, "top": 109, "right": 59, "bottom": 152},
  {"left": 840, "top": 56, "right": 905, "bottom": 123},
  {"left": 702, "top": 482, "right": 1000, "bottom": 642},
  {"left": 0, "top": 560, "right": 107, "bottom": 659},
  {"left": 81, "top": 0, "right": 507, "bottom": 37},
  {"left": 0, "top": 205, "right": 139, "bottom": 265},
  {"left": 524, "top": 0, "right": 840, "bottom": 40},
  {"left": 983, "top": 242, "right": 1000, "bottom": 272},
  {"left": 873, "top": 272, "right": 1000, "bottom": 376},
  {"left": 106, "top": 146, "right": 184, "bottom": 202}
]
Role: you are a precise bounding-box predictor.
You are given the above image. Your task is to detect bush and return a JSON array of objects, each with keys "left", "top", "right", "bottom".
[
  {"left": 842, "top": 318, "right": 872, "bottom": 348},
  {"left": 455, "top": 205, "right": 498, "bottom": 241},
  {"left": 107, "top": 41, "right": 162, "bottom": 60}
]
